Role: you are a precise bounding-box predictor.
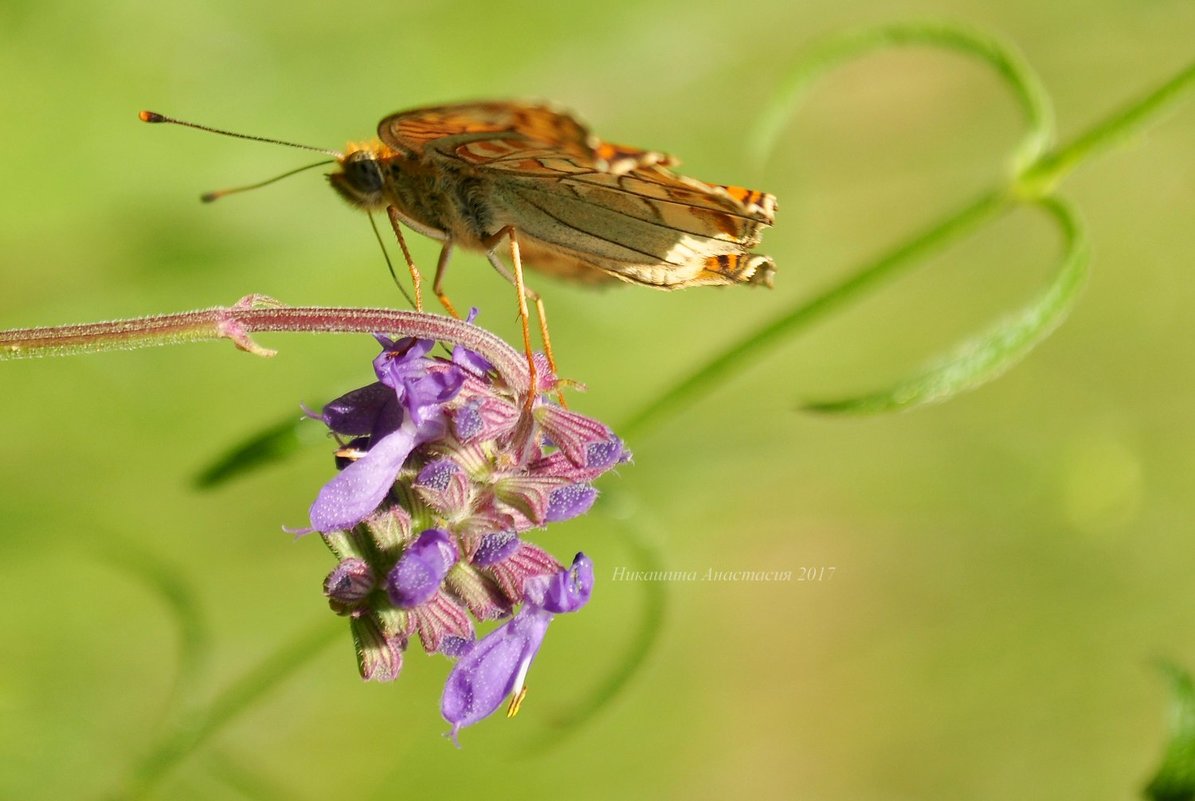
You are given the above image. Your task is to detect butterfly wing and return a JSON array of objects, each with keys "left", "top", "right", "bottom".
[
  {"left": 379, "top": 102, "right": 775, "bottom": 289},
  {"left": 378, "top": 101, "right": 594, "bottom": 159}
]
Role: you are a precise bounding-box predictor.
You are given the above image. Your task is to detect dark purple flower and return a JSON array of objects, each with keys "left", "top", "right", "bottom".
[
  {"left": 441, "top": 553, "right": 594, "bottom": 745},
  {"left": 322, "top": 382, "right": 401, "bottom": 439}
]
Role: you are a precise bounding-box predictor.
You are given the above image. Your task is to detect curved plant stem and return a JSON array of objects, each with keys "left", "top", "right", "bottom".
[
  {"left": 749, "top": 20, "right": 1055, "bottom": 172},
  {"left": 620, "top": 188, "right": 1010, "bottom": 437},
  {"left": 804, "top": 195, "right": 1089, "bottom": 413},
  {"left": 624, "top": 42, "right": 1195, "bottom": 439},
  {"left": 1017, "top": 57, "right": 1195, "bottom": 196}
]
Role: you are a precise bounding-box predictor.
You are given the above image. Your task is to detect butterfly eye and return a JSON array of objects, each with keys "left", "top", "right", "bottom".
[
  {"left": 329, "top": 152, "right": 386, "bottom": 208},
  {"left": 344, "top": 153, "right": 385, "bottom": 194}
]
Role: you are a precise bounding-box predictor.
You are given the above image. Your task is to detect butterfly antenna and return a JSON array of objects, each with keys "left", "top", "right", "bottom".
[
  {"left": 200, "top": 159, "right": 336, "bottom": 203},
  {"left": 368, "top": 212, "right": 417, "bottom": 309},
  {"left": 138, "top": 110, "right": 342, "bottom": 157}
]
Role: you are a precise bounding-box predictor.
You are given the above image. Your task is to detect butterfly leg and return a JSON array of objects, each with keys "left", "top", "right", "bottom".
[
  {"left": 431, "top": 242, "right": 463, "bottom": 319},
  {"left": 483, "top": 226, "right": 537, "bottom": 399},
  {"left": 385, "top": 206, "right": 423, "bottom": 311},
  {"left": 482, "top": 225, "right": 565, "bottom": 406}
]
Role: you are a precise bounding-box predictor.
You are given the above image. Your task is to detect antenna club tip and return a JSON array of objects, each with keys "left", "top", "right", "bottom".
[
  {"left": 199, "top": 192, "right": 220, "bottom": 203},
  {"left": 139, "top": 110, "right": 167, "bottom": 123}
]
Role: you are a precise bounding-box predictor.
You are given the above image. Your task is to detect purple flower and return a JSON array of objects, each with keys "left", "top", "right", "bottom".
[
  {"left": 441, "top": 553, "right": 594, "bottom": 745},
  {"left": 310, "top": 417, "right": 419, "bottom": 532},
  {"left": 373, "top": 336, "right": 465, "bottom": 426},
  {"left": 305, "top": 319, "right": 626, "bottom": 738},
  {"left": 387, "top": 529, "right": 459, "bottom": 609},
  {"left": 308, "top": 336, "right": 468, "bottom": 532}
]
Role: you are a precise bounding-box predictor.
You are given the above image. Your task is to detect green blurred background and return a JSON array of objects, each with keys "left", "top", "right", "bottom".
[{"left": 2, "top": 1, "right": 1193, "bottom": 799}]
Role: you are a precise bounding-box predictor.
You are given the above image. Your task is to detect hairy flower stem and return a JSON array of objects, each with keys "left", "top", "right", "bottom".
[{"left": 0, "top": 295, "right": 531, "bottom": 387}]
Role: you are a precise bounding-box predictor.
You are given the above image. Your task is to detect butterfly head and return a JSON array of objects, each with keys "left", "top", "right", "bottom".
[{"left": 329, "top": 145, "right": 388, "bottom": 210}]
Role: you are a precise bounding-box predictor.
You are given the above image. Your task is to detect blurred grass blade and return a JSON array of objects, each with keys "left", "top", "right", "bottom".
[
  {"left": 194, "top": 412, "right": 321, "bottom": 488},
  {"left": 1145, "top": 662, "right": 1195, "bottom": 801},
  {"left": 95, "top": 539, "right": 209, "bottom": 714},
  {"left": 805, "top": 196, "right": 1087, "bottom": 414},
  {"left": 120, "top": 620, "right": 342, "bottom": 800},
  {"left": 749, "top": 19, "right": 1055, "bottom": 172}
]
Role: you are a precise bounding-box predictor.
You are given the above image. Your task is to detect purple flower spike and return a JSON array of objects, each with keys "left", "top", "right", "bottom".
[
  {"left": 441, "top": 553, "right": 594, "bottom": 744},
  {"left": 306, "top": 318, "right": 623, "bottom": 738},
  {"left": 387, "top": 529, "right": 459, "bottom": 609}
]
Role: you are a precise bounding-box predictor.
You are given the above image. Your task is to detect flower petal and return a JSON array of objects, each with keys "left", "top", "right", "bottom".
[
  {"left": 545, "top": 483, "right": 597, "bottom": 522},
  {"left": 441, "top": 609, "right": 550, "bottom": 745},
  {"left": 309, "top": 419, "right": 418, "bottom": 532},
  {"left": 321, "top": 382, "right": 399, "bottom": 437},
  {"left": 532, "top": 553, "right": 594, "bottom": 614},
  {"left": 387, "top": 529, "right": 459, "bottom": 609}
]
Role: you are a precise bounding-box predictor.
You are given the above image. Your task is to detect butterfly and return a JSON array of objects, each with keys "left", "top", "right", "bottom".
[{"left": 141, "top": 101, "right": 777, "bottom": 394}]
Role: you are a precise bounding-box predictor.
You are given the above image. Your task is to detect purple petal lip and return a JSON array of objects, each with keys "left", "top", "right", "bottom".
[
  {"left": 545, "top": 484, "right": 597, "bottom": 522},
  {"left": 440, "top": 607, "right": 550, "bottom": 744},
  {"left": 538, "top": 553, "right": 594, "bottom": 614},
  {"left": 471, "top": 531, "right": 520, "bottom": 566},
  {"left": 309, "top": 419, "right": 418, "bottom": 532},
  {"left": 387, "top": 529, "right": 460, "bottom": 608},
  {"left": 415, "top": 458, "right": 461, "bottom": 492},
  {"left": 321, "top": 382, "right": 397, "bottom": 437}
]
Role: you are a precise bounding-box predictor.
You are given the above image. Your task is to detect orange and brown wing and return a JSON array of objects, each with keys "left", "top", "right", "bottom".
[
  {"left": 378, "top": 101, "right": 593, "bottom": 158},
  {"left": 378, "top": 101, "right": 776, "bottom": 289},
  {"left": 442, "top": 137, "right": 777, "bottom": 289}
]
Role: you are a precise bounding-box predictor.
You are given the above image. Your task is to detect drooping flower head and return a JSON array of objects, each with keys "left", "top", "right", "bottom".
[{"left": 308, "top": 317, "right": 628, "bottom": 742}]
